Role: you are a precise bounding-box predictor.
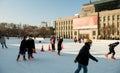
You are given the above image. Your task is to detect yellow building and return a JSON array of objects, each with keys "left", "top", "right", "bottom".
[
  {"left": 99, "top": 9, "right": 120, "bottom": 39},
  {"left": 55, "top": 15, "right": 79, "bottom": 39}
]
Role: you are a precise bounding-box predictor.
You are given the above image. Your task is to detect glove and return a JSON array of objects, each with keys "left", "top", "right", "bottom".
[
  {"left": 74, "top": 60, "right": 77, "bottom": 63},
  {"left": 96, "top": 59, "right": 98, "bottom": 62}
]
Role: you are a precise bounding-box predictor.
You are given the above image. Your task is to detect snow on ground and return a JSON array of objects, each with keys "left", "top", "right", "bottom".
[{"left": 0, "top": 38, "right": 120, "bottom": 73}]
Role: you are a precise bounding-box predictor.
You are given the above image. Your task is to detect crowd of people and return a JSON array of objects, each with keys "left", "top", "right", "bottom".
[
  {"left": 0, "top": 35, "right": 119, "bottom": 73},
  {"left": 16, "top": 35, "right": 64, "bottom": 61}
]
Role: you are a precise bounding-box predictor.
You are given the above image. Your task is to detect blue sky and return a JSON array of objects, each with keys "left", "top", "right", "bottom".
[{"left": 0, "top": 0, "right": 97, "bottom": 26}]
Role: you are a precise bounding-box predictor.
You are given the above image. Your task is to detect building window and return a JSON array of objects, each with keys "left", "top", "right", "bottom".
[
  {"left": 92, "top": 31, "right": 96, "bottom": 35},
  {"left": 117, "top": 30, "right": 119, "bottom": 35},
  {"left": 74, "top": 31, "right": 77, "bottom": 35},
  {"left": 99, "top": 17, "right": 101, "bottom": 21},
  {"left": 103, "top": 16, "right": 105, "bottom": 21},
  {"left": 117, "top": 15, "right": 120, "bottom": 20},
  {"left": 117, "top": 22, "right": 119, "bottom": 27},
  {"left": 112, "top": 15, "right": 115, "bottom": 20},
  {"left": 103, "top": 23, "right": 106, "bottom": 27},
  {"left": 112, "top": 30, "right": 114, "bottom": 35}
]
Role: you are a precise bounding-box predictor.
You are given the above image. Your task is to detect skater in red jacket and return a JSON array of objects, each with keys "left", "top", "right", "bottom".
[{"left": 105, "top": 41, "right": 119, "bottom": 60}]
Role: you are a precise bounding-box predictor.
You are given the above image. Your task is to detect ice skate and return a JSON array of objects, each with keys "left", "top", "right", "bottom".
[
  {"left": 16, "top": 59, "right": 19, "bottom": 61},
  {"left": 105, "top": 54, "right": 108, "bottom": 59},
  {"left": 23, "top": 58, "right": 27, "bottom": 61},
  {"left": 111, "top": 56, "right": 116, "bottom": 60}
]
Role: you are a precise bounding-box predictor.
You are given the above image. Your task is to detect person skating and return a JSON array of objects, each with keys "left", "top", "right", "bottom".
[
  {"left": 50, "top": 36, "right": 56, "bottom": 51},
  {"left": 74, "top": 39, "right": 98, "bottom": 73},
  {"left": 27, "top": 35, "right": 35, "bottom": 60},
  {"left": 57, "top": 37, "right": 63, "bottom": 55},
  {"left": 0, "top": 35, "right": 8, "bottom": 48},
  {"left": 105, "top": 41, "right": 119, "bottom": 60},
  {"left": 16, "top": 36, "right": 27, "bottom": 61}
]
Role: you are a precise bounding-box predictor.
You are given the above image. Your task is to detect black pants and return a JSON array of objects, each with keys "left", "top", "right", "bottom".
[
  {"left": 108, "top": 48, "right": 115, "bottom": 56},
  {"left": 52, "top": 44, "right": 55, "bottom": 51}
]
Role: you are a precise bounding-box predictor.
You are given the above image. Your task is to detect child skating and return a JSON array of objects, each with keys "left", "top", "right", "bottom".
[{"left": 105, "top": 41, "right": 119, "bottom": 60}]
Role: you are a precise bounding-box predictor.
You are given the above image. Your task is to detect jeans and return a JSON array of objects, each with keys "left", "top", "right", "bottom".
[{"left": 75, "top": 63, "right": 87, "bottom": 73}]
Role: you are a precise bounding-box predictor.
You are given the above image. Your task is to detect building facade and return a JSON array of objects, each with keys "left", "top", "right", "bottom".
[
  {"left": 73, "top": 15, "right": 98, "bottom": 40},
  {"left": 55, "top": 0, "right": 120, "bottom": 40},
  {"left": 40, "top": 21, "right": 47, "bottom": 28},
  {"left": 55, "top": 16, "right": 79, "bottom": 39},
  {"left": 98, "top": 9, "right": 120, "bottom": 39}
]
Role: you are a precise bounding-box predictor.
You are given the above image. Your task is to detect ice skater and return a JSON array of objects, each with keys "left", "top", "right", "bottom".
[
  {"left": 27, "top": 35, "right": 35, "bottom": 60},
  {"left": 57, "top": 37, "right": 63, "bottom": 55},
  {"left": 74, "top": 39, "right": 98, "bottom": 73},
  {"left": 0, "top": 35, "right": 8, "bottom": 48},
  {"left": 16, "top": 36, "right": 27, "bottom": 61},
  {"left": 105, "top": 41, "right": 119, "bottom": 60},
  {"left": 50, "top": 36, "right": 56, "bottom": 51}
]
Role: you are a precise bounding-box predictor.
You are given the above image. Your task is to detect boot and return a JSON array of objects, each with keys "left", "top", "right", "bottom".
[
  {"left": 28, "top": 55, "right": 31, "bottom": 60},
  {"left": 105, "top": 54, "right": 108, "bottom": 58},
  {"left": 16, "top": 55, "right": 20, "bottom": 61},
  {"left": 111, "top": 56, "right": 116, "bottom": 60},
  {"left": 57, "top": 52, "right": 60, "bottom": 56},
  {"left": 23, "top": 55, "right": 27, "bottom": 61}
]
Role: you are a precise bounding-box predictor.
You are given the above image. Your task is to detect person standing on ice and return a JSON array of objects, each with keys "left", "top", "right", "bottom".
[
  {"left": 57, "top": 37, "right": 63, "bottom": 55},
  {"left": 16, "top": 36, "right": 27, "bottom": 61},
  {"left": 105, "top": 41, "right": 119, "bottom": 60},
  {"left": 0, "top": 35, "right": 8, "bottom": 48},
  {"left": 27, "top": 35, "right": 35, "bottom": 60},
  {"left": 50, "top": 36, "right": 56, "bottom": 51},
  {"left": 74, "top": 39, "right": 98, "bottom": 73}
]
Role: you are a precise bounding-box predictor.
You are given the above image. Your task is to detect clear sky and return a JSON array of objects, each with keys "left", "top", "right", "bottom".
[{"left": 0, "top": 0, "right": 97, "bottom": 26}]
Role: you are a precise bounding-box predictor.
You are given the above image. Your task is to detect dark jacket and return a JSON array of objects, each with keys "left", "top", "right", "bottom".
[
  {"left": 27, "top": 38, "right": 35, "bottom": 54},
  {"left": 109, "top": 42, "right": 119, "bottom": 49},
  {"left": 57, "top": 38, "right": 63, "bottom": 50},
  {"left": 75, "top": 43, "right": 98, "bottom": 66},
  {"left": 19, "top": 39, "right": 27, "bottom": 54}
]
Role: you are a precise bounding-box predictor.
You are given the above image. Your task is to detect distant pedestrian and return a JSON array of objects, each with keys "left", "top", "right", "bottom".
[
  {"left": 74, "top": 39, "right": 98, "bottom": 73},
  {"left": 0, "top": 35, "right": 8, "bottom": 48},
  {"left": 105, "top": 41, "right": 119, "bottom": 60},
  {"left": 27, "top": 35, "right": 35, "bottom": 60},
  {"left": 16, "top": 36, "right": 27, "bottom": 61},
  {"left": 74, "top": 37, "right": 77, "bottom": 43},
  {"left": 57, "top": 37, "right": 63, "bottom": 55},
  {"left": 50, "top": 36, "right": 56, "bottom": 51},
  {"left": 78, "top": 38, "right": 81, "bottom": 43}
]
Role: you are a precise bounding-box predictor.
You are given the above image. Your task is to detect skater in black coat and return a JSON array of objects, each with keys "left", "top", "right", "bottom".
[
  {"left": 16, "top": 36, "right": 27, "bottom": 61},
  {"left": 27, "top": 36, "right": 35, "bottom": 60},
  {"left": 105, "top": 41, "right": 119, "bottom": 60},
  {"left": 74, "top": 39, "right": 98, "bottom": 73},
  {"left": 57, "top": 37, "right": 63, "bottom": 55}
]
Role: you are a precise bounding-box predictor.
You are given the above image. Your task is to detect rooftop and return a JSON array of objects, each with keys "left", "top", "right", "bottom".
[{"left": 83, "top": 0, "right": 117, "bottom": 6}]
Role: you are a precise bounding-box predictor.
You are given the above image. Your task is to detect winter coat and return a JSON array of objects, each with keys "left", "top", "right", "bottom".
[
  {"left": 57, "top": 38, "right": 63, "bottom": 51},
  {"left": 27, "top": 38, "right": 35, "bottom": 54},
  {"left": 109, "top": 42, "right": 119, "bottom": 49},
  {"left": 75, "top": 43, "right": 98, "bottom": 66},
  {"left": 0, "top": 36, "right": 6, "bottom": 43},
  {"left": 19, "top": 39, "right": 27, "bottom": 54}
]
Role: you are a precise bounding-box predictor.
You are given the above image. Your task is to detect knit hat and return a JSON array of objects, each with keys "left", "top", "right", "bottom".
[{"left": 85, "top": 39, "right": 92, "bottom": 44}]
